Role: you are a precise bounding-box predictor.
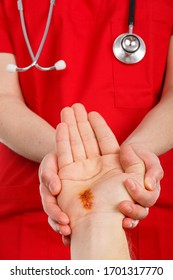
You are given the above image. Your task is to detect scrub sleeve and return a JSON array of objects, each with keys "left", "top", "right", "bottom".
[{"left": 0, "top": 0, "right": 173, "bottom": 260}]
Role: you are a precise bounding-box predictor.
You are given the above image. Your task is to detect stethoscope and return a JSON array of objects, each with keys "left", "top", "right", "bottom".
[
  {"left": 7, "top": 0, "right": 146, "bottom": 73},
  {"left": 113, "top": 0, "right": 146, "bottom": 64},
  {"left": 7, "top": 0, "right": 66, "bottom": 72}
]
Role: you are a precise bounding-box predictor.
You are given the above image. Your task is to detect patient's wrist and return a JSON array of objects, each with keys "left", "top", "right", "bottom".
[{"left": 71, "top": 212, "right": 130, "bottom": 260}]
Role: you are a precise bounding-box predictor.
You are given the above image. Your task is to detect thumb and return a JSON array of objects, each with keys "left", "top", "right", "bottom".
[
  {"left": 120, "top": 144, "right": 145, "bottom": 186},
  {"left": 39, "top": 152, "right": 61, "bottom": 196}
]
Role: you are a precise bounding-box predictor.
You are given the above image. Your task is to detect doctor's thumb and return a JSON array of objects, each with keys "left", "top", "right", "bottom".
[{"left": 39, "top": 152, "right": 61, "bottom": 195}]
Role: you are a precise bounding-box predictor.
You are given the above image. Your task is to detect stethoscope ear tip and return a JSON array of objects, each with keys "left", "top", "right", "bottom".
[
  {"left": 6, "top": 64, "right": 17, "bottom": 73},
  {"left": 54, "top": 60, "right": 66, "bottom": 70}
]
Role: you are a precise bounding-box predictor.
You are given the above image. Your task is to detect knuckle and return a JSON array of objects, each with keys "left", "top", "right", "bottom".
[
  {"left": 145, "top": 195, "right": 158, "bottom": 207},
  {"left": 158, "top": 167, "right": 164, "bottom": 180},
  {"left": 142, "top": 207, "right": 149, "bottom": 219},
  {"left": 154, "top": 158, "right": 164, "bottom": 179},
  {"left": 146, "top": 201, "right": 153, "bottom": 208}
]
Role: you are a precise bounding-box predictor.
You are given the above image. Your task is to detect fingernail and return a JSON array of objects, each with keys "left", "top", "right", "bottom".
[
  {"left": 125, "top": 205, "right": 133, "bottom": 214},
  {"left": 127, "top": 221, "right": 133, "bottom": 228},
  {"left": 145, "top": 178, "right": 156, "bottom": 190},
  {"left": 49, "top": 182, "right": 58, "bottom": 194},
  {"left": 56, "top": 225, "right": 62, "bottom": 235},
  {"left": 131, "top": 220, "right": 138, "bottom": 228}
]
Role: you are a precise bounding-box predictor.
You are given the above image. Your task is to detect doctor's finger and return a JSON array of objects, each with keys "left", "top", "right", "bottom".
[
  {"left": 88, "top": 111, "right": 120, "bottom": 155},
  {"left": 119, "top": 200, "right": 149, "bottom": 221},
  {"left": 125, "top": 146, "right": 164, "bottom": 190},
  {"left": 120, "top": 144, "right": 145, "bottom": 185},
  {"left": 122, "top": 218, "right": 139, "bottom": 229},
  {"left": 40, "top": 182, "right": 70, "bottom": 225},
  {"left": 143, "top": 154, "right": 164, "bottom": 191},
  {"left": 61, "top": 107, "right": 86, "bottom": 161},
  {"left": 62, "top": 236, "right": 71, "bottom": 247},
  {"left": 124, "top": 178, "right": 160, "bottom": 207},
  {"left": 39, "top": 152, "right": 61, "bottom": 195},
  {"left": 48, "top": 217, "right": 71, "bottom": 236},
  {"left": 72, "top": 103, "right": 100, "bottom": 157}
]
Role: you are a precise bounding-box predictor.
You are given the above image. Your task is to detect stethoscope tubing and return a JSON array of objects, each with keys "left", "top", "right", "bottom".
[
  {"left": 7, "top": 0, "right": 146, "bottom": 72},
  {"left": 19, "top": 0, "right": 55, "bottom": 63},
  {"left": 14, "top": 62, "right": 56, "bottom": 72},
  {"left": 7, "top": 0, "right": 66, "bottom": 72},
  {"left": 18, "top": 0, "right": 56, "bottom": 70},
  {"left": 113, "top": 0, "right": 146, "bottom": 64}
]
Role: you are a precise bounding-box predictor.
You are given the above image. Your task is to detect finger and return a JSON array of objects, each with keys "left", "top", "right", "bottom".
[
  {"left": 88, "top": 111, "right": 120, "bottom": 155},
  {"left": 58, "top": 225, "right": 71, "bottom": 236},
  {"left": 122, "top": 146, "right": 164, "bottom": 190},
  {"left": 119, "top": 200, "right": 149, "bottom": 220},
  {"left": 62, "top": 235, "right": 71, "bottom": 246},
  {"left": 124, "top": 178, "right": 160, "bottom": 207},
  {"left": 120, "top": 144, "right": 145, "bottom": 185},
  {"left": 72, "top": 103, "right": 100, "bottom": 157},
  {"left": 56, "top": 123, "right": 73, "bottom": 169},
  {"left": 39, "top": 182, "right": 69, "bottom": 224},
  {"left": 48, "top": 217, "right": 71, "bottom": 236},
  {"left": 141, "top": 153, "right": 164, "bottom": 190},
  {"left": 48, "top": 217, "right": 61, "bottom": 234},
  {"left": 39, "top": 152, "right": 61, "bottom": 195},
  {"left": 61, "top": 107, "right": 86, "bottom": 161},
  {"left": 122, "top": 218, "right": 139, "bottom": 229}
]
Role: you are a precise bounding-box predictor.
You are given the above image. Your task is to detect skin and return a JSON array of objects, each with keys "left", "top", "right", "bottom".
[
  {"left": 55, "top": 104, "right": 146, "bottom": 259},
  {"left": 0, "top": 53, "right": 55, "bottom": 162},
  {"left": 39, "top": 37, "right": 173, "bottom": 243}
]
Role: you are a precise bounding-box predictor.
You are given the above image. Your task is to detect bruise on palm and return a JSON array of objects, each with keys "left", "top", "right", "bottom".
[{"left": 79, "top": 189, "right": 94, "bottom": 210}]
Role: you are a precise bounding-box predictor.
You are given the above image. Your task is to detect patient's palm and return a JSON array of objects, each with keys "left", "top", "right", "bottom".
[{"left": 58, "top": 154, "right": 132, "bottom": 225}]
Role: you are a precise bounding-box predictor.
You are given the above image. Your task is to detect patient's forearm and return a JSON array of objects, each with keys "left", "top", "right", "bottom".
[{"left": 71, "top": 213, "right": 130, "bottom": 260}]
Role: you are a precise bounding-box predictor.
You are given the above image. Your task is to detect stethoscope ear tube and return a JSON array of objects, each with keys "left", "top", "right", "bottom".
[
  {"left": 7, "top": 0, "right": 65, "bottom": 73},
  {"left": 6, "top": 60, "right": 66, "bottom": 73}
]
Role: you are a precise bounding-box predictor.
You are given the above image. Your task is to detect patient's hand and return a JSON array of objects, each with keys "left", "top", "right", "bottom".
[{"left": 57, "top": 104, "right": 145, "bottom": 229}]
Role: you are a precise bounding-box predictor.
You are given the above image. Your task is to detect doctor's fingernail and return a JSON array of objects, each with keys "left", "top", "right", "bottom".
[
  {"left": 49, "top": 182, "right": 58, "bottom": 194},
  {"left": 56, "top": 225, "right": 62, "bottom": 235},
  {"left": 145, "top": 178, "right": 156, "bottom": 190},
  {"left": 127, "top": 221, "right": 134, "bottom": 228},
  {"left": 125, "top": 205, "right": 133, "bottom": 213},
  {"left": 131, "top": 220, "right": 139, "bottom": 228}
]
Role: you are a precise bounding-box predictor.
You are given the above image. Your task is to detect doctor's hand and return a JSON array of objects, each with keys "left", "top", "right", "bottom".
[
  {"left": 39, "top": 152, "right": 72, "bottom": 242},
  {"left": 118, "top": 144, "right": 163, "bottom": 228}
]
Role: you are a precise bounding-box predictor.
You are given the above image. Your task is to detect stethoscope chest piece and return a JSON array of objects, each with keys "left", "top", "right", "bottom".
[{"left": 113, "top": 32, "right": 146, "bottom": 64}]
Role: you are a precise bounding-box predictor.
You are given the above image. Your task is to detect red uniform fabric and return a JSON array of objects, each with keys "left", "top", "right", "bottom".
[{"left": 0, "top": 0, "right": 173, "bottom": 259}]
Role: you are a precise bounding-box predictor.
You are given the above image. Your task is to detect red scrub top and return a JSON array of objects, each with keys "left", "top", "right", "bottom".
[{"left": 0, "top": 0, "right": 173, "bottom": 260}]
